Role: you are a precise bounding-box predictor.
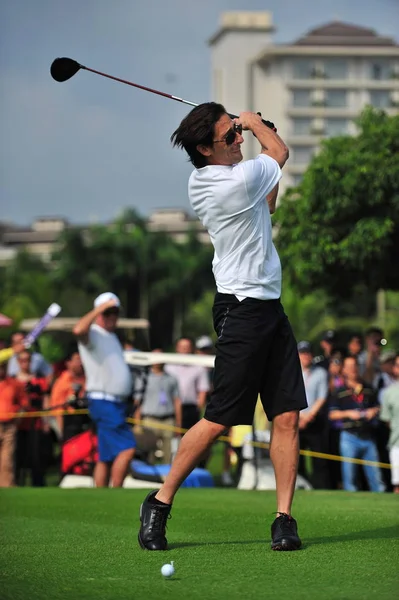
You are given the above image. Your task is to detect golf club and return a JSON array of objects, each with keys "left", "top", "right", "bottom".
[
  {"left": 50, "top": 57, "right": 276, "bottom": 130},
  {"left": 23, "top": 303, "right": 62, "bottom": 348}
]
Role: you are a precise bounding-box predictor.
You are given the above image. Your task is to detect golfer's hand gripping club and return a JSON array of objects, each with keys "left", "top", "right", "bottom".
[
  {"left": 230, "top": 111, "right": 276, "bottom": 133},
  {"left": 257, "top": 112, "right": 277, "bottom": 132}
]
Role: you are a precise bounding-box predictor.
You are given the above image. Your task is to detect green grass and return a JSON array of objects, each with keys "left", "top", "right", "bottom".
[{"left": 1, "top": 489, "right": 398, "bottom": 600}]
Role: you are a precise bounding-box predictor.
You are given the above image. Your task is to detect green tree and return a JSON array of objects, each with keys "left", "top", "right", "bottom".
[
  {"left": 280, "top": 284, "right": 331, "bottom": 342},
  {"left": 147, "top": 230, "right": 214, "bottom": 345},
  {"left": 52, "top": 216, "right": 214, "bottom": 347},
  {"left": 183, "top": 290, "right": 216, "bottom": 340},
  {"left": 0, "top": 251, "right": 54, "bottom": 322},
  {"left": 52, "top": 217, "right": 149, "bottom": 317},
  {"left": 275, "top": 108, "right": 399, "bottom": 300}
]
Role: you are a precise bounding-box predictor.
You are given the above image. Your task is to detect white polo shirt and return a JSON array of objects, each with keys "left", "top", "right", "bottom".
[
  {"left": 301, "top": 366, "right": 328, "bottom": 414},
  {"left": 189, "top": 154, "right": 282, "bottom": 300},
  {"left": 78, "top": 324, "right": 132, "bottom": 398},
  {"left": 165, "top": 364, "right": 210, "bottom": 406}
]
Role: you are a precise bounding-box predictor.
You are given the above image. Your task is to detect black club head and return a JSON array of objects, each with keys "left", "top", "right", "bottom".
[{"left": 50, "top": 57, "right": 82, "bottom": 82}]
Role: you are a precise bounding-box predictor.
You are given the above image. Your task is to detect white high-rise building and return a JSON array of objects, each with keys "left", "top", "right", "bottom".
[{"left": 209, "top": 13, "right": 399, "bottom": 191}]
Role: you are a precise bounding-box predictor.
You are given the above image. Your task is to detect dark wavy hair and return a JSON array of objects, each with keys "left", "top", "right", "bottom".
[{"left": 170, "top": 102, "right": 227, "bottom": 168}]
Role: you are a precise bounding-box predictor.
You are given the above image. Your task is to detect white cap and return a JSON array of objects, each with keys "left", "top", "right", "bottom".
[
  {"left": 196, "top": 335, "right": 213, "bottom": 350},
  {"left": 93, "top": 292, "right": 121, "bottom": 309}
]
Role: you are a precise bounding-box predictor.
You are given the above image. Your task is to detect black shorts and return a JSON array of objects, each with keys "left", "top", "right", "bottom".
[
  {"left": 181, "top": 405, "right": 200, "bottom": 431},
  {"left": 204, "top": 293, "right": 307, "bottom": 427}
]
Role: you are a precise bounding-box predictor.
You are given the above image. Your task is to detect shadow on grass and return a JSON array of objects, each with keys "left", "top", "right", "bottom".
[
  {"left": 169, "top": 540, "right": 265, "bottom": 549},
  {"left": 169, "top": 524, "right": 399, "bottom": 550},
  {"left": 306, "top": 524, "right": 399, "bottom": 545}
]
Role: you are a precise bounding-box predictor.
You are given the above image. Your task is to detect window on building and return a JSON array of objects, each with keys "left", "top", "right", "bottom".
[
  {"left": 370, "top": 61, "right": 391, "bottom": 80},
  {"left": 292, "top": 59, "right": 314, "bottom": 79},
  {"left": 369, "top": 90, "right": 391, "bottom": 108},
  {"left": 323, "top": 60, "right": 348, "bottom": 79},
  {"left": 292, "top": 118, "right": 312, "bottom": 135},
  {"left": 292, "top": 90, "right": 311, "bottom": 107},
  {"left": 291, "top": 146, "right": 314, "bottom": 164},
  {"left": 325, "top": 119, "right": 349, "bottom": 137},
  {"left": 310, "top": 89, "right": 326, "bottom": 106},
  {"left": 325, "top": 90, "right": 347, "bottom": 107}
]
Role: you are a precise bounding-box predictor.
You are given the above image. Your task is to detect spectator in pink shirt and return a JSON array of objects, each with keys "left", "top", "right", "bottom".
[{"left": 165, "top": 338, "right": 210, "bottom": 433}]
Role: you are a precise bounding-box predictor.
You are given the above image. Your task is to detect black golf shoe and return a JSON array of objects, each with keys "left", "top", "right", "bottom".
[
  {"left": 271, "top": 513, "right": 302, "bottom": 551},
  {"left": 138, "top": 490, "right": 171, "bottom": 551}
]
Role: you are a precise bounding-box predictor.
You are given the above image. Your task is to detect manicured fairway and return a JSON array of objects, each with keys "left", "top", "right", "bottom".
[{"left": 1, "top": 488, "right": 398, "bottom": 600}]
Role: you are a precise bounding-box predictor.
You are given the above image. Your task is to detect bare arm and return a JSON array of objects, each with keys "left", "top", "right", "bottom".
[
  {"left": 309, "top": 397, "right": 327, "bottom": 420},
  {"left": 267, "top": 184, "right": 279, "bottom": 214},
  {"left": 363, "top": 352, "right": 378, "bottom": 385},
  {"left": 55, "top": 412, "right": 64, "bottom": 436},
  {"left": 72, "top": 299, "right": 117, "bottom": 344},
  {"left": 365, "top": 406, "right": 380, "bottom": 420},
  {"left": 197, "top": 391, "right": 208, "bottom": 412},
  {"left": 42, "top": 393, "right": 50, "bottom": 410},
  {"left": 174, "top": 397, "right": 182, "bottom": 430},
  {"left": 299, "top": 397, "right": 327, "bottom": 429},
  {"left": 237, "top": 112, "right": 289, "bottom": 168},
  {"left": 300, "top": 371, "right": 329, "bottom": 429},
  {"left": 329, "top": 409, "right": 362, "bottom": 421},
  {"left": 41, "top": 393, "right": 51, "bottom": 433}
]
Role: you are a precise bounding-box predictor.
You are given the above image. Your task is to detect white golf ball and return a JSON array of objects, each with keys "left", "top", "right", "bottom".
[{"left": 161, "top": 563, "right": 175, "bottom": 578}]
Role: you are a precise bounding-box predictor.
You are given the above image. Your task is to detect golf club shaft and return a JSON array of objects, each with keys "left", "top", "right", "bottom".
[
  {"left": 82, "top": 65, "right": 198, "bottom": 108},
  {"left": 82, "top": 65, "right": 247, "bottom": 122}
]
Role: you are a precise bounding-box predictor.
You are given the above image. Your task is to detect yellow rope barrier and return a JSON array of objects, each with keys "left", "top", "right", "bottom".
[{"left": 0, "top": 409, "right": 392, "bottom": 470}]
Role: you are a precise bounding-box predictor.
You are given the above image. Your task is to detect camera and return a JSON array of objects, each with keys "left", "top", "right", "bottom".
[
  {"left": 25, "top": 381, "right": 43, "bottom": 395},
  {"left": 68, "top": 383, "right": 88, "bottom": 409}
]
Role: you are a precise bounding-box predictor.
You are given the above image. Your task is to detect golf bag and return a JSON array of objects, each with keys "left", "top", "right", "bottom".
[
  {"left": 61, "top": 429, "right": 98, "bottom": 475},
  {"left": 61, "top": 389, "right": 98, "bottom": 476}
]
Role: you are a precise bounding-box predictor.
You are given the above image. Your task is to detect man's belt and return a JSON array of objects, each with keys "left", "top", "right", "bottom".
[
  {"left": 87, "top": 392, "right": 125, "bottom": 403},
  {"left": 141, "top": 414, "right": 175, "bottom": 421}
]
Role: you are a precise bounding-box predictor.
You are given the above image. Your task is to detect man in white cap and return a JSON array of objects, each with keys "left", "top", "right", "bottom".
[
  {"left": 195, "top": 335, "right": 214, "bottom": 354},
  {"left": 73, "top": 292, "right": 135, "bottom": 487}
]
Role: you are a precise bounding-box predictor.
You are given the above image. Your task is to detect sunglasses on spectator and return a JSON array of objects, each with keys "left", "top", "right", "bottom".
[
  {"left": 214, "top": 123, "right": 243, "bottom": 146},
  {"left": 332, "top": 359, "right": 342, "bottom": 365},
  {"left": 103, "top": 308, "right": 119, "bottom": 317}
]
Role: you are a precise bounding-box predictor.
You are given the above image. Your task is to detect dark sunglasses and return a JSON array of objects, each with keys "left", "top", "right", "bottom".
[
  {"left": 214, "top": 123, "right": 243, "bottom": 146},
  {"left": 103, "top": 308, "right": 119, "bottom": 317},
  {"left": 332, "top": 359, "right": 342, "bottom": 365}
]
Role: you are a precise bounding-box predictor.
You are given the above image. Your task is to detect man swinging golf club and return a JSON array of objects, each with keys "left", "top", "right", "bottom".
[{"left": 138, "top": 103, "right": 307, "bottom": 552}]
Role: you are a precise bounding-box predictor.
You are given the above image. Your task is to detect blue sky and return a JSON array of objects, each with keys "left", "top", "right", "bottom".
[{"left": 1, "top": 0, "right": 398, "bottom": 225}]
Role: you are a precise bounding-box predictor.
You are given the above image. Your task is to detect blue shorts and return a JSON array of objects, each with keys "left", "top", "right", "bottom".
[{"left": 88, "top": 399, "right": 136, "bottom": 462}]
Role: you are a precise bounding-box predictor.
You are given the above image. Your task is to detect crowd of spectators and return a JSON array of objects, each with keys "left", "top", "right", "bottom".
[
  {"left": 0, "top": 325, "right": 398, "bottom": 493},
  {"left": 0, "top": 329, "right": 212, "bottom": 487},
  {"left": 296, "top": 328, "right": 399, "bottom": 493}
]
